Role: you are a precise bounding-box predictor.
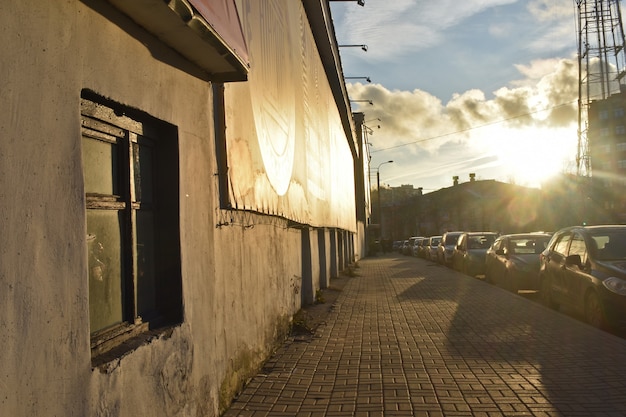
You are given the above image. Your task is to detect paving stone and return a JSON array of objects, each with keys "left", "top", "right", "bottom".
[{"left": 223, "top": 254, "right": 626, "bottom": 417}]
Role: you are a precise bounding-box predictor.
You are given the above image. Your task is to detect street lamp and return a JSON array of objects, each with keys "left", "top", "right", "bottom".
[
  {"left": 345, "top": 76, "right": 371, "bottom": 83},
  {"left": 350, "top": 99, "right": 373, "bottom": 106},
  {"left": 330, "top": 0, "right": 365, "bottom": 5},
  {"left": 376, "top": 160, "right": 394, "bottom": 240},
  {"left": 339, "top": 44, "right": 368, "bottom": 51}
]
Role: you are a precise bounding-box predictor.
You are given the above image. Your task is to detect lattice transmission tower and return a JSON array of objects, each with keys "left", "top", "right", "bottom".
[{"left": 576, "top": 0, "right": 626, "bottom": 176}]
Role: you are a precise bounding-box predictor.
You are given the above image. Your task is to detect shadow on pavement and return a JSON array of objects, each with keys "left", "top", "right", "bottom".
[{"left": 393, "top": 255, "right": 626, "bottom": 415}]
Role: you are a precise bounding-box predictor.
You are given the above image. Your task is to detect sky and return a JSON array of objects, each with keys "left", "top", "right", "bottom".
[{"left": 329, "top": 0, "right": 581, "bottom": 193}]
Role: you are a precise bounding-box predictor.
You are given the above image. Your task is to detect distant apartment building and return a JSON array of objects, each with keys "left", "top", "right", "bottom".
[{"left": 588, "top": 90, "right": 626, "bottom": 219}]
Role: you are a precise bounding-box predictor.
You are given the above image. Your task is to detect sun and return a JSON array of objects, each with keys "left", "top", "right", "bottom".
[{"left": 473, "top": 124, "right": 578, "bottom": 188}]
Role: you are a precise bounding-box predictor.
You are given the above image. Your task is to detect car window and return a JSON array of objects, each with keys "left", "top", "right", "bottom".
[
  {"left": 553, "top": 233, "right": 572, "bottom": 256},
  {"left": 469, "top": 234, "right": 495, "bottom": 249},
  {"left": 509, "top": 237, "right": 549, "bottom": 255},
  {"left": 595, "top": 232, "right": 626, "bottom": 260},
  {"left": 491, "top": 238, "right": 503, "bottom": 252},
  {"left": 535, "top": 237, "right": 551, "bottom": 253},
  {"left": 568, "top": 233, "right": 587, "bottom": 264},
  {"left": 445, "top": 234, "right": 458, "bottom": 245},
  {"left": 510, "top": 238, "right": 534, "bottom": 254}
]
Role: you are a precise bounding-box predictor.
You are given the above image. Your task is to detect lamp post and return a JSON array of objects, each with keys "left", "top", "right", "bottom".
[{"left": 376, "top": 160, "right": 394, "bottom": 242}]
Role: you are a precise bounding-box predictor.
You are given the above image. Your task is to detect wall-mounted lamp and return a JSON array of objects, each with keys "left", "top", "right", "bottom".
[
  {"left": 339, "top": 44, "right": 368, "bottom": 52},
  {"left": 346, "top": 76, "right": 371, "bottom": 83},
  {"left": 365, "top": 118, "right": 381, "bottom": 128},
  {"left": 350, "top": 99, "right": 373, "bottom": 106},
  {"left": 330, "top": 0, "right": 365, "bottom": 6},
  {"left": 363, "top": 124, "right": 380, "bottom": 133}
]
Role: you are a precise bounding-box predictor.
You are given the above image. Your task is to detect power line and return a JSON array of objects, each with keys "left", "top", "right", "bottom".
[{"left": 371, "top": 100, "right": 577, "bottom": 153}]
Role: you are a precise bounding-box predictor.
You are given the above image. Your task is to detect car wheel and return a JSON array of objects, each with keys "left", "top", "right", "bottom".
[
  {"left": 585, "top": 292, "right": 608, "bottom": 330},
  {"left": 540, "top": 276, "right": 558, "bottom": 310}
]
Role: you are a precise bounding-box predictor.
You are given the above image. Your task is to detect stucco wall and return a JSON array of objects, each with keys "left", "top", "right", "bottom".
[{"left": 0, "top": 1, "right": 309, "bottom": 416}]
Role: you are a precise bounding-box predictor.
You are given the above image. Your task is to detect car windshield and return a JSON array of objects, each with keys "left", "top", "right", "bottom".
[
  {"left": 509, "top": 237, "right": 550, "bottom": 254},
  {"left": 445, "top": 235, "right": 459, "bottom": 244},
  {"left": 592, "top": 231, "right": 626, "bottom": 260}
]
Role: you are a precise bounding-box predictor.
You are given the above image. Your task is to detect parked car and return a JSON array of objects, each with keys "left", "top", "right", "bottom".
[
  {"left": 451, "top": 232, "right": 498, "bottom": 277},
  {"left": 538, "top": 225, "right": 626, "bottom": 331},
  {"left": 404, "top": 237, "right": 419, "bottom": 255},
  {"left": 392, "top": 240, "right": 403, "bottom": 252},
  {"left": 400, "top": 240, "right": 410, "bottom": 255},
  {"left": 426, "top": 236, "right": 442, "bottom": 261},
  {"left": 411, "top": 237, "right": 424, "bottom": 257},
  {"left": 417, "top": 237, "right": 430, "bottom": 258},
  {"left": 485, "top": 232, "right": 553, "bottom": 292},
  {"left": 437, "top": 231, "right": 464, "bottom": 266}
]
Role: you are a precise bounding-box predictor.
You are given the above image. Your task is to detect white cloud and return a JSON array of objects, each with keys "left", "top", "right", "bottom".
[
  {"left": 352, "top": 57, "right": 579, "bottom": 190},
  {"left": 334, "top": 0, "right": 519, "bottom": 60}
]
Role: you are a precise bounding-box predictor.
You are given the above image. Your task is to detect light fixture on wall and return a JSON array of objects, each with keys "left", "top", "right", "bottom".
[
  {"left": 365, "top": 118, "right": 381, "bottom": 129},
  {"left": 339, "top": 44, "right": 368, "bottom": 52},
  {"left": 345, "top": 76, "right": 371, "bottom": 83},
  {"left": 330, "top": 0, "right": 365, "bottom": 6}
]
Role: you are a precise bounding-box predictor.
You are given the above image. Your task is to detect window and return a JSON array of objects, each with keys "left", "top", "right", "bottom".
[
  {"left": 600, "top": 127, "right": 610, "bottom": 137},
  {"left": 553, "top": 232, "right": 572, "bottom": 256},
  {"left": 568, "top": 233, "right": 587, "bottom": 264},
  {"left": 616, "top": 125, "right": 626, "bottom": 135},
  {"left": 615, "top": 107, "right": 625, "bottom": 118},
  {"left": 617, "top": 142, "right": 626, "bottom": 151},
  {"left": 81, "top": 91, "right": 182, "bottom": 359},
  {"left": 600, "top": 109, "right": 610, "bottom": 120}
]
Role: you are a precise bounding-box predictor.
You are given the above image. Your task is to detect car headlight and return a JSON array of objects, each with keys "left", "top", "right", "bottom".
[{"left": 603, "top": 277, "right": 626, "bottom": 296}]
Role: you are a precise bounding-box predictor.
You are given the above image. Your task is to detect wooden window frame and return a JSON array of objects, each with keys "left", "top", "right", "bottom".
[{"left": 81, "top": 91, "right": 183, "bottom": 363}]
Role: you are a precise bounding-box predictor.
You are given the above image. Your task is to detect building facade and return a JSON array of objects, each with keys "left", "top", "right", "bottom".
[
  {"left": 0, "top": 1, "right": 362, "bottom": 415},
  {"left": 588, "top": 90, "right": 626, "bottom": 221}
]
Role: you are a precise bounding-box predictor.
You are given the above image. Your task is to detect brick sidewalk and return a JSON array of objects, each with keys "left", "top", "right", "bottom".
[{"left": 223, "top": 254, "right": 626, "bottom": 416}]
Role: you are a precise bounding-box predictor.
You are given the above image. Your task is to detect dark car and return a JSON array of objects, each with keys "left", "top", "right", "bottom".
[
  {"left": 538, "top": 225, "right": 626, "bottom": 331},
  {"left": 426, "top": 235, "right": 442, "bottom": 261},
  {"left": 451, "top": 232, "right": 498, "bottom": 277},
  {"left": 437, "top": 231, "right": 464, "bottom": 266},
  {"left": 416, "top": 237, "right": 429, "bottom": 258},
  {"left": 403, "top": 237, "right": 419, "bottom": 256},
  {"left": 485, "top": 233, "right": 553, "bottom": 292}
]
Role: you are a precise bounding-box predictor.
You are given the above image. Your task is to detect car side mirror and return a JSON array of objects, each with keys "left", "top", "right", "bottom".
[
  {"left": 495, "top": 248, "right": 505, "bottom": 256},
  {"left": 565, "top": 254, "right": 583, "bottom": 268}
]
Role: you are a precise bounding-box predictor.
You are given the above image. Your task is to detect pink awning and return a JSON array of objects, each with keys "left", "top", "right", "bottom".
[{"left": 188, "top": 0, "right": 249, "bottom": 65}]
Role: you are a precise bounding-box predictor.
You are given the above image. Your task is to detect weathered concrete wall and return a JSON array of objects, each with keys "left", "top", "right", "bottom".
[{"left": 0, "top": 1, "right": 311, "bottom": 416}]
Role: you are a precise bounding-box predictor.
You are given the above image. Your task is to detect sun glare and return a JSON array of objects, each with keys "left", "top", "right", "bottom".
[{"left": 473, "top": 125, "right": 577, "bottom": 188}]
